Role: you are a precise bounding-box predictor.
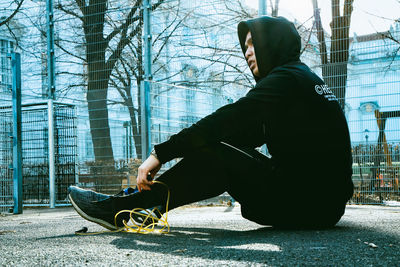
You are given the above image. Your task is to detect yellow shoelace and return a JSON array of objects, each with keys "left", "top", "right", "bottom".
[{"left": 76, "top": 181, "right": 170, "bottom": 235}]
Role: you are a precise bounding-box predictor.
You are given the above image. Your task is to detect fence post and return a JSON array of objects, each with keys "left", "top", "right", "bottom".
[
  {"left": 47, "top": 99, "right": 55, "bottom": 208},
  {"left": 258, "top": 0, "right": 267, "bottom": 16},
  {"left": 10, "top": 52, "right": 22, "bottom": 214},
  {"left": 46, "top": 0, "right": 56, "bottom": 208},
  {"left": 141, "top": 0, "right": 152, "bottom": 160}
]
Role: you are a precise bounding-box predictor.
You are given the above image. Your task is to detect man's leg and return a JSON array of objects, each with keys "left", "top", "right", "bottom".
[
  {"left": 69, "top": 142, "right": 274, "bottom": 229},
  {"left": 114, "top": 143, "right": 273, "bottom": 213},
  {"left": 110, "top": 142, "right": 346, "bottom": 229}
]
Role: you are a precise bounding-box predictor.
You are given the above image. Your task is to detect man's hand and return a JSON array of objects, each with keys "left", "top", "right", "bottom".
[{"left": 136, "top": 155, "right": 161, "bottom": 192}]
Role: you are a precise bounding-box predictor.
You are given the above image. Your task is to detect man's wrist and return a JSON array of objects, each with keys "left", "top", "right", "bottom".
[{"left": 150, "top": 148, "right": 158, "bottom": 160}]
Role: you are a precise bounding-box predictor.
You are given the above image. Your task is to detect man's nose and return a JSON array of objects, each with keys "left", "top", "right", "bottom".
[{"left": 245, "top": 48, "right": 252, "bottom": 59}]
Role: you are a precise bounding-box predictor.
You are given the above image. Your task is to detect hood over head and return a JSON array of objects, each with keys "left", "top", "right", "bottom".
[{"left": 238, "top": 16, "right": 301, "bottom": 81}]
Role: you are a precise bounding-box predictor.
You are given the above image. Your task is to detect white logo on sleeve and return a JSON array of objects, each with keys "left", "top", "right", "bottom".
[{"left": 314, "top": 84, "right": 337, "bottom": 101}]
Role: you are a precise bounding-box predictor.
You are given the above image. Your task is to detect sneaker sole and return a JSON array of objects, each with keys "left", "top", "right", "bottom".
[{"left": 69, "top": 194, "right": 122, "bottom": 231}]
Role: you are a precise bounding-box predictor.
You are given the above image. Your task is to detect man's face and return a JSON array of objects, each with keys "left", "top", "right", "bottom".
[{"left": 244, "top": 31, "right": 260, "bottom": 77}]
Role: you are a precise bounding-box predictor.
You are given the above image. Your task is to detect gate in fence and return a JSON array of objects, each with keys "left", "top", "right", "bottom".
[
  {"left": 0, "top": 102, "right": 77, "bottom": 211},
  {"left": 21, "top": 102, "right": 77, "bottom": 206}
]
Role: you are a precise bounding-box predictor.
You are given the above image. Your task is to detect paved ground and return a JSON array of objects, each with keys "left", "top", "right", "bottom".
[{"left": 0, "top": 204, "right": 399, "bottom": 266}]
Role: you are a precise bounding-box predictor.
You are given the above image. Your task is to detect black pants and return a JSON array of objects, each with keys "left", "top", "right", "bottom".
[{"left": 125, "top": 142, "right": 345, "bottom": 229}]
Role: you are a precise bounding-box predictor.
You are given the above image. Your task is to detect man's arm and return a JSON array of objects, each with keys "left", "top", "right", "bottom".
[
  {"left": 137, "top": 69, "right": 294, "bottom": 190},
  {"left": 154, "top": 69, "right": 293, "bottom": 164},
  {"left": 154, "top": 97, "right": 267, "bottom": 164}
]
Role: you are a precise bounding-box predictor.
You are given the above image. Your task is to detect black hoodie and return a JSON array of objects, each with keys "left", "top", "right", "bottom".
[{"left": 155, "top": 16, "right": 353, "bottom": 203}]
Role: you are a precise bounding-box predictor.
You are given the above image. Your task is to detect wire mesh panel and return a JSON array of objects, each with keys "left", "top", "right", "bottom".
[
  {"left": 150, "top": 0, "right": 256, "bottom": 173},
  {"left": 309, "top": 1, "right": 400, "bottom": 204},
  {"left": 48, "top": 0, "right": 147, "bottom": 194},
  {"left": 0, "top": 110, "right": 13, "bottom": 213},
  {"left": 21, "top": 103, "right": 77, "bottom": 205},
  {"left": 54, "top": 104, "right": 78, "bottom": 202},
  {"left": 1, "top": 0, "right": 399, "bottom": 206},
  {"left": 0, "top": 33, "right": 14, "bottom": 212},
  {"left": 346, "top": 29, "right": 400, "bottom": 204},
  {"left": 21, "top": 106, "right": 49, "bottom": 204}
]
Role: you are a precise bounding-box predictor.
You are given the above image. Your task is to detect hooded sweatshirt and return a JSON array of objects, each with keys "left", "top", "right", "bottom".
[{"left": 155, "top": 16, "right": 353, "bottom": 203}]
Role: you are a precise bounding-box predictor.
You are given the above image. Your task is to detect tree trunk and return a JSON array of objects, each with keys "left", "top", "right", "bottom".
[
  {"left": 86, "top": 79, "right": 114, "bottom": 162},
  {"left": 329, "top": 9, "right": 352, "bottom": 109},
  {"left": 83, "top": 0, "right": 114, "bottom": 162},
  {"left": 126, "top": 92, "right": 142, "bottom": 158},
  {"left": 322, "top": 62, "right": 348, "bottom": 109},
  {"left": 312, "top": 0, "right": 354, "bottom": 110}
]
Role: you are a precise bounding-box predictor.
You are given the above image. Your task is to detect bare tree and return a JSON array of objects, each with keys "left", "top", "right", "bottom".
[
  {"left": 312, "top": 0, "right": 354, "bottom": 109},
  {"left": 172, "top": 0, "right": 256, "bottom": 91},
  {"left": 270, "top": 0, "right": 280, "bottom": 17},
  {"left": 107, "top": 4, "right": 185, "bottom": 158},
  {"left": 381, "top": 30, "right": 400, "bottom": 70},
  {"left": 55, "top": 0, "right": 166, "bottom": 162}
]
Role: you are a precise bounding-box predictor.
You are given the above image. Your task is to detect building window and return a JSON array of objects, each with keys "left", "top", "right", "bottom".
[{"left": 0, "top": 39, "right": 14, "bottom": 93}]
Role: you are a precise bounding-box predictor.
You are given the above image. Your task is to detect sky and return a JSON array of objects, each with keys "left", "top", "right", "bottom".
[{"left": 244, "top": 0, "right": 400, "bottom": 35}]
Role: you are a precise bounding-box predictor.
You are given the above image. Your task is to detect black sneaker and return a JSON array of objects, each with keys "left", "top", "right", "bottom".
[
  {"left": 131, "top": 206, "right": 163, "bottom": 226},
  {"left": 114, "top": 186, "right": 163, "bottom": 226},
  {"left": 68, "top": 186, "right": 129, "bottom": 230}
]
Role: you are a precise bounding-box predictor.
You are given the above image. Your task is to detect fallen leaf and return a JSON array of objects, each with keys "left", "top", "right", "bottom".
[{"left": 0, "top": 230, "right": 16, "bottom": 235}]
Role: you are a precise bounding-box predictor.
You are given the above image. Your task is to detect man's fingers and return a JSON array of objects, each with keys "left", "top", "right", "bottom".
[
  {"left": 137, "top": 175, "right": 153, "bottom": 192},
  {"left": 139, "top": 184, "right": 151, "bottom": 191}
]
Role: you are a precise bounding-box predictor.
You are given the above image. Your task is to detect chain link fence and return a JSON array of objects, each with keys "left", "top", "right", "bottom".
[
  {"left": 0, "top": 108, "right": 13, "bottom": 212},
  {"left": 0, "top": 0, "right": 399, "bottom": 209},
  {"left": 20, "top": 103, "right": 77, "bottom": 205}
]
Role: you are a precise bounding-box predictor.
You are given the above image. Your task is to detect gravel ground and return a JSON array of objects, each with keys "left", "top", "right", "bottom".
[{"left": 0, "top": 204, "right": 399, "bottom": 266}]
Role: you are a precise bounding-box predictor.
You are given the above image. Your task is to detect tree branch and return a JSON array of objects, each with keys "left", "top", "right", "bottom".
[
  {"left": 343, "top": 0, "right": 354, "bottom": 17},
  {"left": 104, "top": 0, "right": 141, "bottom": 46},
  {"left": 105, "top": 22, "right": 142, "bottom": 76},
  {"left": 151, "top": 0, "right": 165, "bottom": 11},
  {"left": 75, "top": 0, "right": 86, "bottom": 15},
  {"left": 56, "top": 71, "right": 86, "bottom": 76},
  {"left": 331, "top": 0, "right": 340, "bottom": 19},
  {"left": 300, "top": 22, "right": 315, "bottom": 55},
  {"left": 56, "top": 1, "right": 83, "bottom": 22},
  {"left": 0, "top": 0, "right": 25, "bottom": 27},
  {"left": 5, "top": 24, "right": 19, "bottom": 47},
  {"left": 104, "top": 0, "right": 166, "bottom": 76},
  {"left": 312, "top": 0, "right": 328, "bottom": 65},
  {"left": 39, "top": 28, "right": 86, "bottom": 62},
  {"left": 152, "top": 13, "right": 187, "bottom": 64},
  {"left": 109, "top": 77, "right": 128, "bottom": 102}
]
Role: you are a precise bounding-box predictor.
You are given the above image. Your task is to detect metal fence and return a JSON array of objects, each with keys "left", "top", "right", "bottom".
[
  {"left": 0, "top": 0, "right": 399, "bottom": 210},
  {"left": 309, "top": 1, "right": 400, "bottom": 204},
  {"left": 345, "top": 30, "right": 400, "bottom": 204},
  {"left": 0, "top": 109, "right": 13, "bottom": 212},
  {"left": 0, "top": 102, "right": 77, "bottom": 207},
  {"left": 351, "top": 144, "right": 400, "bottom": 204},
  {"left": 21, "top": 103, "right": 77, "bottom": 205}
]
